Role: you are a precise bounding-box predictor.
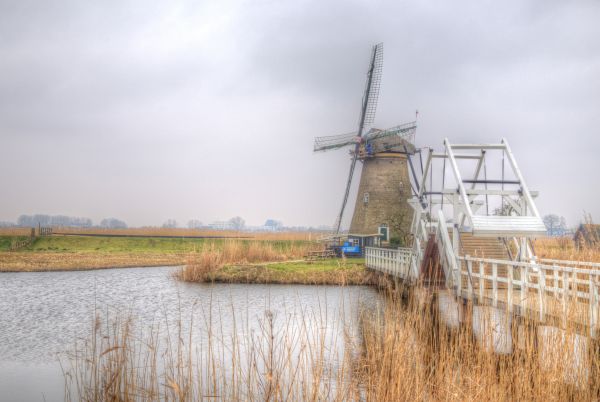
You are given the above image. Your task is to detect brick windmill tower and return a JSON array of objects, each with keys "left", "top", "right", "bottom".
[{"left": 314, "top": 43, "right": 417, "bottom": 245}]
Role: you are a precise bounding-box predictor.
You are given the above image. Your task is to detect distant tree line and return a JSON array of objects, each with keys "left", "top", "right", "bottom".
[
  {"left": 100, "top": 218, "right": 128, "bottom": 229},
  {"left": 17, "top": 214, "right": 93, "bottom": 227},
  {"left": 13, "top": 214, "right": 127, "bottom": 229},
  {"left": 4, "top": 213, "right": 332, "bottom": 232}
]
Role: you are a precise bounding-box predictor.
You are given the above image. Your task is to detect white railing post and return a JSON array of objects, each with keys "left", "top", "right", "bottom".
[
  {"left": 455, "top": 257, "right": 461, "bottom": 297},
  {"left": 562, "top": 271, "right": 569, "bottom": 327},
  {"left": 466, "top": 258, "right": 473, "bottom": 298},
  {"left": 479, "top": 261, "right": 485, "bottom": 301},
  {"left": 492, "top": 263, "right": 498, "bottom": 307},
  {"left": 538, "top": 268, "right": 546, "bottom": 322},
  {"left": 589, "top": 276, "right": 597, "bottom": 338},
  {"left": 520, "top": 266, "right": 527, "bottom": 312},
  {"left": 507, "top": 264, "right": 514, "bottom": 312}
]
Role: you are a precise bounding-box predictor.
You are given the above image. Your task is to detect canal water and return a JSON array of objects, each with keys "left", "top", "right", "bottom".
[{"left": 0, "top": 267, "right": 381, "bottom": 401}]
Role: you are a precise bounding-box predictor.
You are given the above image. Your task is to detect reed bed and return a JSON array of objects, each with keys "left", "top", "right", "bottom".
[
  {"left": 534, "top": 237, "right": 600, "bottom": 263},
  {"left": 176, "top": 240, "right": 314, "bottom": 282},
  {"left": 0, "top": 251, "right": 187, "bottom": 272},
  {"left": 359, "top": 287, "right": 599, "bottom": 401},
  {"left": 63, "top": 283, "right": 600, "bottom": 401},
  {"left": 64, "top": 294, "right": 362, "bottom": 401}
]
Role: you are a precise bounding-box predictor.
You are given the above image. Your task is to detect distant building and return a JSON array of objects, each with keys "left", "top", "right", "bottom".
[{"left": 208, "top": 221, "right": 235, "bottom": 230}]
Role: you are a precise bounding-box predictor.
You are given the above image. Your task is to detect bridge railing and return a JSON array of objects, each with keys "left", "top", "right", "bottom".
[
  {"left": 456, "top": 256, "right": 600, "bottom": 337},
  {"left": 365, "top": 247, "right": 413, "bottom": 280}
]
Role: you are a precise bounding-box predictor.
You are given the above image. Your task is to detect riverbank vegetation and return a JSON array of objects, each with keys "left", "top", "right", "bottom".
[
  {"left": 64, "top": 283, "right": 600, "bottom": 401},
  {"left": 177, "top": 256, "right": 371, "bottom": 285},
  {"left": 534, "top": 237, "right": 600, "bottom": 263},
  {"left": 0, "top": 226, "right": 317, "bottom": 240},
  {"left": 0, "top": 236, "right": 314, "bottom": 271}
]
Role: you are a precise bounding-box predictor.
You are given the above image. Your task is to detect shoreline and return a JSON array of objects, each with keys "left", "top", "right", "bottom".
[
  {"left": 0, "top": 252, "right": 372, "bottom": 287},
  {"left": 0, "top": 251, "right": 188, "bottom": 272}
]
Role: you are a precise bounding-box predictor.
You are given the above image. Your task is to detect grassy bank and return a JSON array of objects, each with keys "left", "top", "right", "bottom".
[
  {"left": 0, "top": 236, "right": 314, "bottom": 271},
  {"left": 178, "top": 258, "right": 372, "bottom": 285}
]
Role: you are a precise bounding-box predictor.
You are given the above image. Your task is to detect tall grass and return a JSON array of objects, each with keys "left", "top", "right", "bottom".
[
  {"left": 176, "top": 240, "right": 312, "bottom": 282},
  {"left": 359, "top": 287, "right": 599, "bottom": 401},
  {"left": 63, "top": 282, "right": 600, "bottom": 401},
  {"left": 535, "top": 237, "right": 600, "bottom": 263},
  {"left": 64, "top": 295, "right": 360, "bottom": 401}
]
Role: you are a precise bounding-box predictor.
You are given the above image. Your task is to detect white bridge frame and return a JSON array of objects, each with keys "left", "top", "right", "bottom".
[{"left": 364, "top": 138, "right": 600, "bottom": 338}]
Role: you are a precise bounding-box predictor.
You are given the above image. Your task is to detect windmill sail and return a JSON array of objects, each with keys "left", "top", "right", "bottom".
[
  {"left": 364, "top": 121, "right": 417, "bottom": 153},
  {"left": 334, "top": 43, "right": 383, "bottom": 233},
  {"left": 313, "top": 131, "right": 359, "bottom": 152},
  {"left": 362, "top": 43, "right": 383, "bottom": 128}
]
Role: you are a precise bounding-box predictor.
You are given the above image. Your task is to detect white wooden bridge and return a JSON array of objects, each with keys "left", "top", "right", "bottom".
[{"left": 365, "top": 139, "right": 600, "bottom": 338}]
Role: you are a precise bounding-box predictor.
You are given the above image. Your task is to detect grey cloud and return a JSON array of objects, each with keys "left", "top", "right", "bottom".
[{"left": 0, "top": 0, "right": 599, "bottom": 228}]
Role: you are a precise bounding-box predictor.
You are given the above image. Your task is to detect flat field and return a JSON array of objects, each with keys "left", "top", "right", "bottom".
[{"left": 0, "top": 234, "right": 315, "bottom": 271}]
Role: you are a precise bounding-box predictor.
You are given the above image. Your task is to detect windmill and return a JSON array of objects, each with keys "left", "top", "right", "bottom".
[{"left": 314, "top": 43, "right": 417, "bottom": 243}]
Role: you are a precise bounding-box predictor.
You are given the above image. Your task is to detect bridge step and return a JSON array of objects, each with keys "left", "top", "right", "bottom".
[{"left": 454, "top": 232, "right": 511, "bottom": 288}]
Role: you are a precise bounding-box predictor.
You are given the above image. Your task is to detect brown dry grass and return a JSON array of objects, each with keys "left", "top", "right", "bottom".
[
  {"left": 534, "top": 236, "right": 600, "bottom": 263},
  {"left": 175, "top": 240, "right": 317, "bottom": 283},
  {"left": 0, "top": 252, "right": 187, "bottom": 272},
  {"left": 358, "top": 287, "right": 599, "bottom": 401},
  {"left": 64, "top": 282, "right": 600, "bottom": 401},
  {"left": 0, "top": 239, "right": 316, "bottom": 272},
  {"left": 0, "top": 227, "right": 31, "bottom": 236}
]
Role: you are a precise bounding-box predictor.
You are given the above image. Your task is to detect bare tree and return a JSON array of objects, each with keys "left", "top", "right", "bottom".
[
  {"left": 162, "top": 219, "right": 178, "bottom": 229},
  {"left": 543, "top": 214, "right": 566, "bottom": 236},
  {"left": 229, "top": 216, "right": 245, "bottom": 231}
]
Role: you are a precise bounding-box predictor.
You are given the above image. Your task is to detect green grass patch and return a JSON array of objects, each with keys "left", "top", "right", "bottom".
[
  {"left": 264, "top": 258, "right": 366, "bottom": 273},
  {"left": 199, "top": 258, "right": 371, "bottom": 285},
  {"left": 0, "top": 236, "right": 30, "bottom": 251},
  {"left": 5, "top": 235, "right": 311, "bottom": 253}
]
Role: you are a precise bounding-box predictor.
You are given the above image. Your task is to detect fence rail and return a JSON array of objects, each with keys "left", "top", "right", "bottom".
[
  {"left": 365, "top": 244, "right": 600, "bottom": 337},
  {"left": 365, "top": 247, "right": 413, "bottom": 279}
]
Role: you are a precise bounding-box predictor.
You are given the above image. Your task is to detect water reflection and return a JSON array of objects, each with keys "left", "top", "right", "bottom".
[{"left": 0, "top": 267, "right": 380, "bottom": 401}]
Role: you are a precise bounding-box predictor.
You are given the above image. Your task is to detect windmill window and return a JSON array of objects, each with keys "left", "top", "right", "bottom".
[{"left": 363, "top": 192, "right": 369, "bottom": 204}]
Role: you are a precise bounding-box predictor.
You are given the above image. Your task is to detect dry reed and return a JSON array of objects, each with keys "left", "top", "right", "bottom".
[
  {"left": 63, "top": 282, "right": 600, "bottom": 401},
  {"left": 535, "top": 237, "right": 600, "bottom": 263},
  {"left": 176, "top": 240, "right": 313, "bottom": 282}
]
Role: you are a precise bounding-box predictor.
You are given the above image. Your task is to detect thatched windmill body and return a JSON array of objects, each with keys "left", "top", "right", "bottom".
[{"left": 314, "top": 43, "right": 417, "bottom": 244}]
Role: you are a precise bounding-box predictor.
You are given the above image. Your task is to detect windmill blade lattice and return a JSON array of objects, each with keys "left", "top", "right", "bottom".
[
  {"left": 365, "top": 121, "right": 415, "bottom": 141},
  {"left": 361, "top": 43, "right": 383, "bottom": 128},
  {"left": 313, "top": 131, "right": 360, "bottom": 152}
]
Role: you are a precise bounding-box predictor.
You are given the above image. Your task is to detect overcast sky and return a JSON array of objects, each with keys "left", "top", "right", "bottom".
[{"left": 1, "top": 0, "right": 599, "bottom": 228}]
